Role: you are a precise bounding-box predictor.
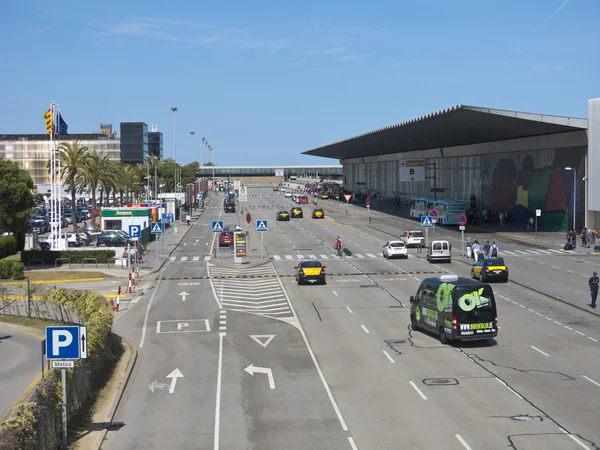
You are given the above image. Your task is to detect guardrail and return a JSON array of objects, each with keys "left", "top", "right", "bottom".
[
  {"left": 82, "top": 258, "right": 97, "bottom": 268},
  {"left": 27, "top": 259, "right": 45, "bottom": 270},
  {"left": 55, "top": 258, "right": 71, "bottom": 268},
  {"left": 108, "top": 258, "right": 127, "bottom": 269}
]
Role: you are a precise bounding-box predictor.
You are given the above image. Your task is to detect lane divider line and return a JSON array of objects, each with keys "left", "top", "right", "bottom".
[
  {"left": 582, "top": 375, "right": 600, "bottom": 388},
  {"left": 558, "top": 427, "right": 592, "bottom": 450},
  {"left": 360, "top": 325, "right": 370, "bottom": 334},
  {"left": 409, "top": 381, "right": 427, "bottom": 400},
  {"left": 531, "top": 345, "right": 549, "bottom": 357},
  {"left": 346, "top": 306, "right": 353, "bottom": 314},
  {"left": 455, "top": 434, "right": 473, "bottom": 450},
  {"left": 382, "top": 351, "right": 395, "bottom": 364},
  {"left": 495, "top": 377, "right": 523, "bottom": 399}
]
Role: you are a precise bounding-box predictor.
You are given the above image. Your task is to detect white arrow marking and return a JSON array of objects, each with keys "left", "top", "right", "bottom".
[
  {"left": 244, "top": 364, "right": 275, "bottom": 389},
  {"left": 249, "top": 335, "right": 276, "bottom": 348},
  {"left": 178, "top": 291, "right": 189, "bottom": 301},
  {"left": 148, "top": 380, "right": 171, "bottom": 392},
  {"left": 166, "top": 368, "right": 184, "bottom": 393}
]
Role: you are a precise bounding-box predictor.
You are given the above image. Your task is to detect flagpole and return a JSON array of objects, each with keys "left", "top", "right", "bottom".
[
  {"left": 56, "top": 104, "right": 62, "bottom": 244},
  {"left": 49, "top": 101, "right": 56, "bottom": 249}
]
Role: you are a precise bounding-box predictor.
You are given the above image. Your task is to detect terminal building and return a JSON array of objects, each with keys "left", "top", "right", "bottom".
[
  {"left": 304, "top": 99, "right": 600, "bottom": 231},
  {"left": 196, "top": 165, "right": 342, "bottom": 185}
]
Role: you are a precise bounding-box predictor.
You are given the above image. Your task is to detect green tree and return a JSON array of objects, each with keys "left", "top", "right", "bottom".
[
  {"left": 54, "top": 141, "right": 90, "bottom": 232},
  {"left": 82, "top": 150, "right": 113, "bottom": 209},
  {"left": 0, "top": 158, "right": 34, "bottom": 234}
]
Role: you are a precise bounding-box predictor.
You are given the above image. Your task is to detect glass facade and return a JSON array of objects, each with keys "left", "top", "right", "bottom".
[
  {"left": 0, "top": 135, "right": 121, "bottom": 185},
  {"left": 148, "top": 132, "right": 163, "bottom": 159},
  {"left": 120, "top": 122, "right": 148, "bottom": 164},
  {"left": 196, "top": 166, "right": 343, "bottom": 177}
]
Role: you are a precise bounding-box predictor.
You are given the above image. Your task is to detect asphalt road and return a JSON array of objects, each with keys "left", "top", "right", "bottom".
[
  {"left": 0, "top": 326, "right": 43, "bottom": 419},
  {"left": 102, "top": 187, "right": 600, "bottom": 450}
]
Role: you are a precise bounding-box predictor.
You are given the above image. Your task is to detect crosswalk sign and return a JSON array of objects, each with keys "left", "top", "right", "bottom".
[
  {"left": 256, "top": 220, "right": 268, "bottom": 232},
  {"left": 421, "top": 216, "right": 433, "bottom": 228},
  {"left": 151, "top": 222, "right": 163, "bottom": 234},
  {"left": 211, "top": 221, "right": 224, "bottom": 232}
]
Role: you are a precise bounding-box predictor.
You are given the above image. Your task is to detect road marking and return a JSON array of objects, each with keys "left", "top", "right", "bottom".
[
  {"left": 495, "top": 377, "right": 523, "bottom": 399},
  {"left": 554, "top": 321, "right": 562, "bottom": 325},
  {"left": 575, "top": 330, "right": 585, "bottom": 336},
  {"left": 308, "top": 254, "right": 316, "bottom": 259},
  {"left": 204, "top": 256, "right": 211, "bottom": 261},
  {"left": 566, "top": 269, "right": 574, "bottom": 273},
  {"left": 589, "top": 337, "right": 598, "bottom": 342},
  {"left": 382, "top": 350, "right": 395, "bottom": 363},
  {"left": 354, "top": 244, "right": 359, "bottom": 247},
  {"left": 551, "top": 265, "right": 560, "bottom": 269},
  {"left": 581, "top": 274, "right": 588, "bottom": 278},
  {"left": 564, "top": 326, "right": 574, "bottom": 331},
  {"left": 285, "top": 255, "right": 293, "bottom": 260},
  {"left": 455, "top": 434, "right": 473, "bottom": 450},
  {"left": 536, "top": 312, "right": 543, "bottom": 316},
  {"left": 409, "top": 381, "right": 427, "bottom": 400},
  {"left": 320, "top": 254, "right": 329, "bottom": 259},
  {"left": 346, "top": 306, "right": 353, "bottom": 313},
  {"left": 296, "top": 255, "right": 304, "bottom": 259},
  {"left": 360, "top": 324, "right": 370, "bottom": 334},
  {"left": 519, "top": 304, "right": 526, "bottom": 308},
  {"left": 332, "top": 290, "right": 338, "bottom": 296},
  {"left": 583, "top": 375, "right": 600, "bottom": 388},
  {"left": 214, "top": 332, "right": 225, "bottom": 450},
  {"left": 528, "top": 308, "right": 535, "bottom": 312},
  {"left": 139, "top": 265, "right": 167, "bottom": 348},
  {"left": 348, "top": 437, "right": 358, "bottom": 450},
  {"left": 192, "top": 256, "right": 200, "bottom": 261},
  {"left": 366, "top": 253, "right": 377, "bottom": 258},
  {"left": 538, "top": 261, "right": 545, "bottom": 265},
  {"left": 181, "top": 256, "right": 188, "bottom": 261},
  {"left": 531, "top": 346, "right": 549, "bottom": 357},
  {"left": 545, "top": 317, "right": 552, "bottom": 320},
  {"left": 273, "top": 255, "right": 281, "bottom": 260},
  {"left": 559, "top": 427, "right": 592, "bottom": 450}
]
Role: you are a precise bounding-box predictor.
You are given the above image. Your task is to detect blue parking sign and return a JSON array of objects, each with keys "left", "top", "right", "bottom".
[
  {"left": 45, "top": 326, "right": 87, "bottom": 360},
  {"left": 129, "top": 225, "right": 141, "bottom": 238}
]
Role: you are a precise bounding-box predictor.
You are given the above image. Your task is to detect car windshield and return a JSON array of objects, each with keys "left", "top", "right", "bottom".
[
  {"left": 301, "top": 261, "right": 322, "bottom": 268},
  {"left": 487, "top": 258, "right": 505, "bottom": 266},
  {"left": 390, "top": 242, "right": 405, "bottom": 248},
  {"left": 222, "top": 232, "right": 233, "bottom": 237},
  {"left": 411, "top": 231, "right": 423, "bottom": 238}
]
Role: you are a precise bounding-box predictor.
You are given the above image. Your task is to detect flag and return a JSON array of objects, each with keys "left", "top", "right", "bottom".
[
  {"left": 43, "top": 108, "right": 54, "bottom": 135},
  {"left": 58, "top": 114, "right": 68, "bottom": 135}
]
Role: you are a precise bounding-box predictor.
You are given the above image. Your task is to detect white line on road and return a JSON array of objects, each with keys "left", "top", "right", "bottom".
[
  {"left": 589, "top": 337, "right": 598, "bottom": 342},
  {"left": 538, "top": 261, "right": 546, "bottom": 265},
  {"left": 536, "top": 312, "right": 543, "bottom": 316},
  {"left": 495, "top": 377, "right": 523, "bottom": 399},
  {"left": 554, "top": 321, "right": 562, "bottom": 325},
  {"left": 559, "top": 427, "right": 591, "bottom": 450},
  {"left": 455, "top": 434, "right": 473, "bottom": 450},
  {"left": 531, "top": 346, "right": 549, "bottom": 357},
  {"left": 360, "top": 324, "right": 370, "bottom": 334},
  {"left": 528, "top": 308, "right": 535, "bottom": 312},
  {"left": 348, "top": 436, "right": 358, "bottom": 450},
  {"left": 214, "top": 332, "right": 225, "bottom": 450},
  {"left": 575, "top": 330, "right": 585, "bottom": 336},
  {"left": 346, "top": 306, "right": 353, "bottom": 313},
  {"left": 519, "top": 304, "right": 526, "bottom": 308},
  {"left": 551, "top": 265, "right": 560, "bottom": 269},
  {"left": 545, "top": 317, "right": 552, "bottom": 320},
  {"left": 332, "top": 290, "right": 338, "bottom": 296},
  {"left": 382, "top": 351, "right": 395, "bottom": 363},
  {"left": 564, "top": 326, "right": 574, "bottom": 331},
  {"left": 566, "top": 269, "right": 574, "bottom": 273},
  {"left": 139, "top": 265, "right": 167, "bottom": 348},
  {"left": 409, "top": 381, "right": 427, "bottom": 400},
  {"left": 583, "top": 375, "right": 600, "bottom": 388},
  {"left": 581, "top": 274, "right": 588, "bottom": 278}
]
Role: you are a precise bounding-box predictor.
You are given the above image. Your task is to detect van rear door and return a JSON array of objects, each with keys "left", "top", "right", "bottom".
[{"left": 453, "top": 285, "right": 497, "bottom": 338}]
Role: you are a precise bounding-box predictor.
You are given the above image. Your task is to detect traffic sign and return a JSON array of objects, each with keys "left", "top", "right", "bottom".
[
  {"left": 151, "top": 222, "right": 163, "bottom": 234},
  {"left": 366, "top": 196, "right": 371, "bottom": 206},
  {"left": 45, "top": 326, "right": 87, "bottom": 360},
  {"left": 129, "top": 225, "right": 141, "bottom": 238},
  {"left": 212, "top": 221, "right": 224, "bottom": 232},
  {"left": 421, "top": 216, "right": 433, "bottom": 228},
  {"left": 163, "top": 213, "right": 174, "bottom": 223},
  {"left": 457, "top": 213, "right": 467, "bottom": 226},
  {"left": 256, "top": 220, "right": 268, "bottom": 232},
  {"left": 239, "top": 186, "right": 248, "bottom": 202},
  {"left": 344, "top": 194, "right": 352, "bottom": 203},
  {"left": 428, "top": 209, "right": 439, "bottom": 220}
]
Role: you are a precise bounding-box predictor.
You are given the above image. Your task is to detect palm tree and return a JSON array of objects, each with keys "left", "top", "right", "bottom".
[
  {"left": 54, "top": 141, "right": 90, "bottom": 232},
  {"left": 82, "top": 150, "right": 112, "bottom": 210},
  {"left": 99, "top": 161, "right": 119, "bottom": 207}
]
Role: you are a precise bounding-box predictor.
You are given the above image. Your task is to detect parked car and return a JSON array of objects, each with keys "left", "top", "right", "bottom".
[
  {"left": 219, "top": 231, "right": 234, "bottom": 246},
  {"left": 97, "top": 234, "right": 128, "bottom": 247},
  {"left": 30, "top": 216, "right": 50, "bottom": 233}
]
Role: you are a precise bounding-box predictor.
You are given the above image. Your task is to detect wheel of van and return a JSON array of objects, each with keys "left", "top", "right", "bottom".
[
  {"left": 439, "top": 327, "right": 449, "bottom": 345},
  {"left": 411, "top": 315, "right": 419, "bottom": 331}
]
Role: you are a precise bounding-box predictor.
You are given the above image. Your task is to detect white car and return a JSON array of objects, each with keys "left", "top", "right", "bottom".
[
  {"left": 400, "top": 230, "right": 425, "bottom": 248},
  {"left": 383, "top": 240, "right": 408, "bottom": 259},
  {"left": 284, "top": 191, "right": 292, "bottom": 198}
]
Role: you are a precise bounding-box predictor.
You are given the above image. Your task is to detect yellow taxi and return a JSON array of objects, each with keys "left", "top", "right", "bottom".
[
  {"left": 471, "top": 257, "right": 508, "bottom": 283},
  {"left": 276, "top": 210, "right": 290, "bottom": 221},
  {"left": 319, "top": 193, "right": 329, "bottom": 199},
  {"left": 295, "top": 260, "right": 327, "bottom": 285},
  {"left": 290, "top": 207, "right": 303, "bottom": 218},
  {"left": 312, "top": 208, "right": 325, "bottom": 219},
  {"left": 273, "top": 186, "right": 279, "bottom": 191}
]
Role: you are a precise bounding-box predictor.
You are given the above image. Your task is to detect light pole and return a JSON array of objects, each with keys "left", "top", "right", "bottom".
[
  {"left": 209, "top": 145, "right": 214, "bottom": 181},
  {"left": 565, "top": 167, "right": 576, "bottom": 231},
  {"left": 201, "top": 137, "right": 206, "bottom": 166},
  {"left": 171, "top": 106, "right": 178, "bottom": 193}
]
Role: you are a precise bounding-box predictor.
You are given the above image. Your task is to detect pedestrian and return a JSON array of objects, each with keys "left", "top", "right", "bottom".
[
  {"left": 586, "top": 228, "right": 593, "bottom": 248},
  {"left": 589, "top": 271, "right": 599, "bottom": 308},
  {"left": 527, "top": 217, "right": 534, "bottom": 231},
  {"left": 186, "top": 213, "right": 191, "bottom": 226},
  {"left": 472, "top": 240, "right": 481, "bottom": 262},
  {"left": 491, "top": 241, "right": 499, "bottom": 258},
  {"left": 582, "top": 227, "right": 588, "bottom": 248},
  {"left": 466, "top": 237, "right": 473, "bottom": 259},
  {"left": 483, "top": 240, "right": 491, "bottom": 259},
  {"left": 592, "top": 227, "right": 597, "bottom": 245}
]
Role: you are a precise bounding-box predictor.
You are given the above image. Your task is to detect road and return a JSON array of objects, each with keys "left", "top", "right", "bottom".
[
  {"left": 103, "top": 187, "right": 600, "bottom": 450},
  {"left": 0, "top": 326, "right": 43, "bottom": 420}
]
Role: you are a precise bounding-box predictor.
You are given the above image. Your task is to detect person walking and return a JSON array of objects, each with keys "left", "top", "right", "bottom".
[
  {"left": 483, "top": 241, "right": 491, "bottom": 260},
  {"left": 581, "top": 227, "right": 588, "bottom": 248},
  {"left": 589, "top": 271, "right": 599, "bottom": 308},
  {"left": 472, "top": 240, "right": 481, "bottom": 262},
  {"left": 491, "top": 241, "right": 499, "bottom": 258},
  {"left": 466, "top": 237, "right": 473, "bottom": 259},
  {"left": 592, "top": 227, "right": 597, "bottom": 245},
  {"left": 585, "top": 228, "right": 593, "bottom": 248}
]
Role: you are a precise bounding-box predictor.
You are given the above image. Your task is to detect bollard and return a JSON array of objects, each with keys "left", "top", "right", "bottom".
[
  {"left": 115, "top": 295, "right": 120, "bottom": 312},
  {"left": 128, "top": 278, "right": 132, "bottom": 294},
  {"left": 116, "top": 286, "right": 121, "bottom": 311}
]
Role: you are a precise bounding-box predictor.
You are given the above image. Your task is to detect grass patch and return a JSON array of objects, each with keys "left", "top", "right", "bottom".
[
  {"left": 0, "top": 315, "right": 65, "bottom": 331},
  {"left": 23, "top": 271, "right": 113, "bottom": 282},
  {"left": 69, "top": 335, "right": 128, "bottom": 447},
  {"left": 0, "top": 253, "right": 20, "bottom": 262}
]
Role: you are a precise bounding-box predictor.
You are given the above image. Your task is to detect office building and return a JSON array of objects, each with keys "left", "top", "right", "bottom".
[
  {"left": 120, "top": 122, "right": 148, "bottom": 165},
  {"left": 148, "top": 131, "right": 163, "bottom": 159}
]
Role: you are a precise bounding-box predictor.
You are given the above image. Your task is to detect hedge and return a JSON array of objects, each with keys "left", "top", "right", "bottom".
[
  {"left": 0, "top": 235, "right": 16, "bottom": 260},
  {"left": 0, "top": 260, "right": 24, "bottom": 280},
  {"left": 0, "top": 288, "right": 114, "bottom": 449},
  {"left": 20, "top": 249, "right": 116, "bottom": 266}
]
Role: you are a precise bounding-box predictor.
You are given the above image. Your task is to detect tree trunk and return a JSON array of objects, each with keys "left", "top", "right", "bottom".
[{"left": 71, "top": 176, "right": 78, "bottom": 233}]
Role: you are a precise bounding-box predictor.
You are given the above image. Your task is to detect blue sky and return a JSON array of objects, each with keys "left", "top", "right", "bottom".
[{"left": 1, "top": 0, "right": 598, "bottom": 165}]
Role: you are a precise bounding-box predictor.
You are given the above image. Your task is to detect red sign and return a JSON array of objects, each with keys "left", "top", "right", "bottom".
[
  {"left": 458, "top": 213, "right": 467, "bottom": 226},
  {"left": 428, "top": 209, "right": 439, "bottom": 219},
  {"left": 246, "top": 212, "right": 252, "bottom": 224},
  {"left": 344, "top": 194, "right": 352, "bottom": 203},
  {"left": 365, "top": 196, "right": 371, "bottom": 206},
  {"left": 127, "top": 203, "right": 148, "bottom": 208}
]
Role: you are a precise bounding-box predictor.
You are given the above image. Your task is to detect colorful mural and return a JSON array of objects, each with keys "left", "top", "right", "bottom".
[{"left": 480, "top": 147, "right": 585, "bottom": 232}]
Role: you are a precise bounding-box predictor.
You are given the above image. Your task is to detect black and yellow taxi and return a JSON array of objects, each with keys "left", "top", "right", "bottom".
[
  {"left": 276, "top": 210, "right": 290, "bottom": 221},
  {"left": 290, "top": 207, "right": 303, "bottom": 218},
  {"left": 295, "top": 260, "right": 327, "bottom": 285},
  {"left": 319, "top": 192, "right": 329, "bottom": 199},
  {"left": 273, "top": 186, "right": 279, "bottom": 191},
  {"left": 312, "top": 208, "right": 325, "bottom": 219},
  {"left": 471, "top": 257, "right": 508, "bottom": 283}
]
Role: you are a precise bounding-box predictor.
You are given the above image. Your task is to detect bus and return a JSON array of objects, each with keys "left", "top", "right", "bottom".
[
  {"left": 409, "top": 197, "right": 437, "bottom": 219},
  {"left": 430, "top": 200, "right": 468, "bottom": 225}
]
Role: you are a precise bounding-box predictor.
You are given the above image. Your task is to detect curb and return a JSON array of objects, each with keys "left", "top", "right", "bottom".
[
  {"left": 0, "top": 321, "right": 43, "bottom": 337},
  {"left": 455, "top": 257, "right": 600, "bottom": 318},
  {"left": 92, "top": 337, "right": 138, "bottom": 450},
  {"left": 0, "top": 277, "right": 106, "bottom": 285}
]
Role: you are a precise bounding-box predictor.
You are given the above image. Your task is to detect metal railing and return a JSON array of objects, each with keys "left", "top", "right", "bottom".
[
  {"left": 27, "top": 259, "right": 44, "bottom": 270},
  {"left": 55, "top": 258, "right": 71, "bottom": 268},
  {"left": 82, "top": 258, "right": 97, "bottom": 268}
]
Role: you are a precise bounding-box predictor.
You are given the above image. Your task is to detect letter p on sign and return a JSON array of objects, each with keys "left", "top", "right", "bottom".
[{"left": 52, "top": 330, "right": 73, "bottom": 356}]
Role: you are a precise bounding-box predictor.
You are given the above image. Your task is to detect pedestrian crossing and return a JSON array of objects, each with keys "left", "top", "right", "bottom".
[
  {"left": 208, "top": 264, "right": 294, "bottom": 320},
  {"left": 272, "top": 253, "right": 379, "bottom": 261},
  {"left": 498, "top": 248, "right": 564, "bottom": 256}
]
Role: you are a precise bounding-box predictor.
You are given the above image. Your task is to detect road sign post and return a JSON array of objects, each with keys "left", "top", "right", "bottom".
[
  {"left": 344, "top": 194, "right": 352, "bottom": 216},
  {"left": 536, "top": 209, "right": 541, "bottom": 233},
  {"left": 212, "top": 221, "right": 224, "bottom": 260},
  {"left": 256, "top": 220, "right": 268, "bottom": 259},
  {"left": 421, "top": 216, "right": 433, "bottom": 250},
  {"left": 366, "top": 196, "right": 371, "bottom": 223},
  {"left": 457, "top": 214, "right": 467, "bottom": 256},
  {"left": 45, "top": 325, "right": 86, "bottom": 448},
  {"left": 428, "top": 209, "right": 438, "bottom": 238}
]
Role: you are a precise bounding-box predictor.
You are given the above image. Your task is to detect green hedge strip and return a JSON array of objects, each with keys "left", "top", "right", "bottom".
[{"left": 21, "top": 250, "right": 116, "bottom": 265}]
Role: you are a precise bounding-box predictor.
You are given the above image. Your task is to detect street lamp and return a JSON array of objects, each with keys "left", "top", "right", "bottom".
[
  {"left": 209, "top": 145, "right": 214, "bottom": 181},
  {"left": 171, "top": 106, "right": 178, "bottom": 193},
  {"left": 565, "top": 167, "right": 576, "bottom": 231}
]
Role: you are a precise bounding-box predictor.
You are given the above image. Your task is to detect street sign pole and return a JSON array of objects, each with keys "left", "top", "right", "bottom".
[
  {"left": 461, "top": 229, "right": 465, "bottom": 256},
  {"left": 261, "top": 232, "right": 264, "bottom": 259},
  {"left": 61, "top": 367, "right": 68, "bottom": 448},
  {"left": 216, "top": 233, "right": 220, "bottom": 260},
  {"left": 367, "top": 204, "right": 371, "bottom": 223},
  {"left": 425, "top": 227, "right": 429, "bottom": 250}
]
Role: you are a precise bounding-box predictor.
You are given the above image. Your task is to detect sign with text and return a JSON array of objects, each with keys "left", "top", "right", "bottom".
[
  {"left": 275, "top": 168, "right": 284, "bottom": 177},
  {"left": 239, "top": 186, "right": 248, "bottom": 202},
  {"left": 399, "top": 159, "right": 425, "bottom": 182},
  {"left": 235, "top": 233, "right": 247, "bottom": 257}
]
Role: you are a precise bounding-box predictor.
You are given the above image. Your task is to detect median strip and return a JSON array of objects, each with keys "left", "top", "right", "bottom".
[{"left": 157, "top": 270, "right": 446, "bottom": 281}]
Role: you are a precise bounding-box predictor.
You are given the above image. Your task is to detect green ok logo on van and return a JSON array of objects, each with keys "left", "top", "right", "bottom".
[
  {"left": 436, "top": 283, "right": 454, "bottom": 312},
  {"left": 436, "top": 283, "right": 491, "bottom": 312}
]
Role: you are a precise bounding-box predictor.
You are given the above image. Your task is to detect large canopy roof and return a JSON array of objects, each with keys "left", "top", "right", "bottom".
[{"left": 303, "top": 104, "right": 588, "bottom": 160}]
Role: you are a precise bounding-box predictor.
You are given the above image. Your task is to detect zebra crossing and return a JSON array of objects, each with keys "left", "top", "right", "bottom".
[
  {"left": 272, "top": 253, "right": 379, "bottom": 261},
  {"left": 499, "top": 248, "right": 564, "bottom": 256},
  {"left": 208, "top": 264, "right": 294, "bottom": 320}
]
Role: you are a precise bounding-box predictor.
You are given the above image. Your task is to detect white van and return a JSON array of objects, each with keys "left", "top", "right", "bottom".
[
  {"left": 400, "top": 230, "right": 424, "bottom": 248},
  {"left": 427, "top": 240, "right": 451, "bottom": 263}
]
